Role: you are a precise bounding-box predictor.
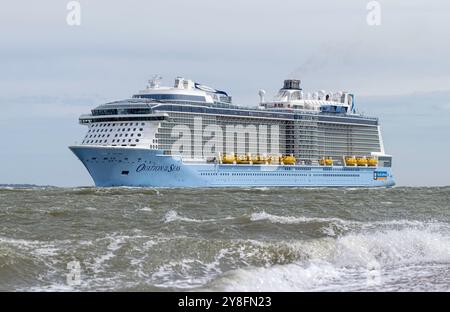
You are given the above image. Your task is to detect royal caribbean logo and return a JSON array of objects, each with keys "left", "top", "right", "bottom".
[{"left": 373, "top": 171, "right": 388, "bottom": 180}]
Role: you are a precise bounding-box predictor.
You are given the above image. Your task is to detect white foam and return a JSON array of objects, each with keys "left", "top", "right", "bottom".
[
  {"left": 250, "top": 211, "right": 347, "bottom": 225},
  {"left": 212, "top": 225, "right": 450, "bottom": 291},
  {"left": 250, "top": 211, "right": 440, "bottom": 230},
  {"left": 213, "top": 261, "right": 344, "bottom": 291},
  {"left": 151, "top": 258, "right": 221, "bottom": 289},
  {"left": 163, "top": 210, "right": 232, "bottom": 223},
  {"left": 163, "top": 210, "right": 202, "bottom": 223}
]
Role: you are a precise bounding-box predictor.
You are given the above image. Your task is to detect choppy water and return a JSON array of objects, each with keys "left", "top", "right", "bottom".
[{"left": 0, "top": 186, "right": 449, "bottom": 292}]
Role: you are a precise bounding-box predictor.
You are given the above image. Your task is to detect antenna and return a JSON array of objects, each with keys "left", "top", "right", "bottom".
[
  {"left": 318, "top": 90, "right": 326, "bottom": 100},
  {"left": 149, "top": 75, "right": 162, "bottom": 88},
  {"left": 258, "top": 89, "right": 266, "bottom": 103}
]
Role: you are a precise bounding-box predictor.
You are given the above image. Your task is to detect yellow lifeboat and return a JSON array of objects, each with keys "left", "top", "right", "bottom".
[
  {"left": 221, "top": 153, "right": 236, "bottom": 164},
  {"left": 345, "top": 156, "right": 357, "bottom": 166},
  {"left": 251, "top": 154, "right": 268, "bottom": 165},
  {"left": 281, "top": 154, "right": 296, "bottom": 165},
  {"left": 356, "top": 157, "right": 368, "bottom": 166},
  {"left": 236, "top": 153, "right": 252, "bottom": 164},
  {"left": 367, "top": 157, "right": 378, "bottom": 167},
  {"left": 320, "top": 157, "right": 334, "bottom": 166}
]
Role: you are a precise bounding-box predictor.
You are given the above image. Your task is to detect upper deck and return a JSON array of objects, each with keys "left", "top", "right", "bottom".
[{"left": 79, "top": 77, "right": 378, "bottom": 126}]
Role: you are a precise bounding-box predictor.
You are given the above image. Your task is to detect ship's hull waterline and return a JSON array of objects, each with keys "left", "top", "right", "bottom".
[{"left": 70, "top": 146, "right": 395, "bottom": 188}]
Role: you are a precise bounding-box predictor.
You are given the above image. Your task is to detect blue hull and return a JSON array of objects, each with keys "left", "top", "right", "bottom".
[{"left": 70, "top": 146, "right": 395, "bottom": 188}]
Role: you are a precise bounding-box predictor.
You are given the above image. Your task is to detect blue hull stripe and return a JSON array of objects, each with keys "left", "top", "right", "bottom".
[{"left": 70, "top": 146, "right": 395, "bottom": 188}]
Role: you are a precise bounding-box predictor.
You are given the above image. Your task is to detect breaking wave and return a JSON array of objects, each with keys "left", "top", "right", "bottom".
[{"left": 209, "top": 226, "right": 450, "bottom": 291}]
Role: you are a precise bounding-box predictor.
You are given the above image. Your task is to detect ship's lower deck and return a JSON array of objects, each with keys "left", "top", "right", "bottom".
[{"left": 70, "top": 146, "right": 395, "bottom": 188}]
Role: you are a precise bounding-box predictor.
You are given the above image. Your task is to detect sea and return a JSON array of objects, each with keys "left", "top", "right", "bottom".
[{"left": 0, "top": 186, "right": 449, "bottom": 291}]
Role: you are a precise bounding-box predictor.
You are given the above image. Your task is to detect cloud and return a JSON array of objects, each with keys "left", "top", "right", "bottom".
[{"left": 0, "top": 95, "right": 107, "bottom": 120}]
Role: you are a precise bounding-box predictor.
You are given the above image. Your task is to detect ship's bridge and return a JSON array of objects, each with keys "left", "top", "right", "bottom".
[{"left": 259, "top": 79, "right": 356, "bottom": 114}]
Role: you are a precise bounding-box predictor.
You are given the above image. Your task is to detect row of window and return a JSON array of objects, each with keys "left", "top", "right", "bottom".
[
  {"left": 313, "top": 174, "right": 360, "bottom": 177},
  {"left": 135, "top": 94, "right": 206, "bottom": 102},
  {"left": 91, "top": 122, "right": 146, "bottom": 127},
  {"left": 200, "top": 172, "right": 310, "bottom": 177},
  {"left": 82, "top": 139, "right": 140, "bottom": 144},
  {"left": 88, "top": 127, "right": 144, "bottom": 133},
  {"left": 85, "top": 133, "right": 142, "bottom": 139}
]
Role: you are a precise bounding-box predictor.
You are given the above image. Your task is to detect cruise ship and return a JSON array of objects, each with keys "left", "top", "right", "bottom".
[{"left": 69, "top": 76, "right": 395, "bottom": 187}]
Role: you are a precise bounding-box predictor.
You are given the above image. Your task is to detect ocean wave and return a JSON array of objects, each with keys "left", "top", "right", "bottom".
[
  {"left": 138, "top": 207, "right": 152, "bottom": 212},
  {"left": 249, "top": 211, "right": 444, "bottom": 230},
  {"left": 250, "top": 211, "right": 345, "bottom": 225},
  {"left": 163, "top": 210, "right": 204, "bottom": 223},
  {"left": 209, "top": 226, "right": 450, "bottom": 291},
  {"left": 148, "top": 240, "right": 304, "bottom": 289},
  {"left": 147, "top": 223, "right": 450, "bottom": 291},
  {"left": 163, "top": 210, "right": 233, "bottom": 223},
  {"left": 3, "top": 222, "right": 450, "bottom": 291}
]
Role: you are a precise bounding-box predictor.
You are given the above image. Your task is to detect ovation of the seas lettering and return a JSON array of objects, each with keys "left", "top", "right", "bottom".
[{"left": 136, "top": 163, "right": 181, "bottom": 173}]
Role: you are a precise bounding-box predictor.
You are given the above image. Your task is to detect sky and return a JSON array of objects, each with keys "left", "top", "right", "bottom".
[{"left": 0, "top": 0, "right": 449, "bottom": 186}]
